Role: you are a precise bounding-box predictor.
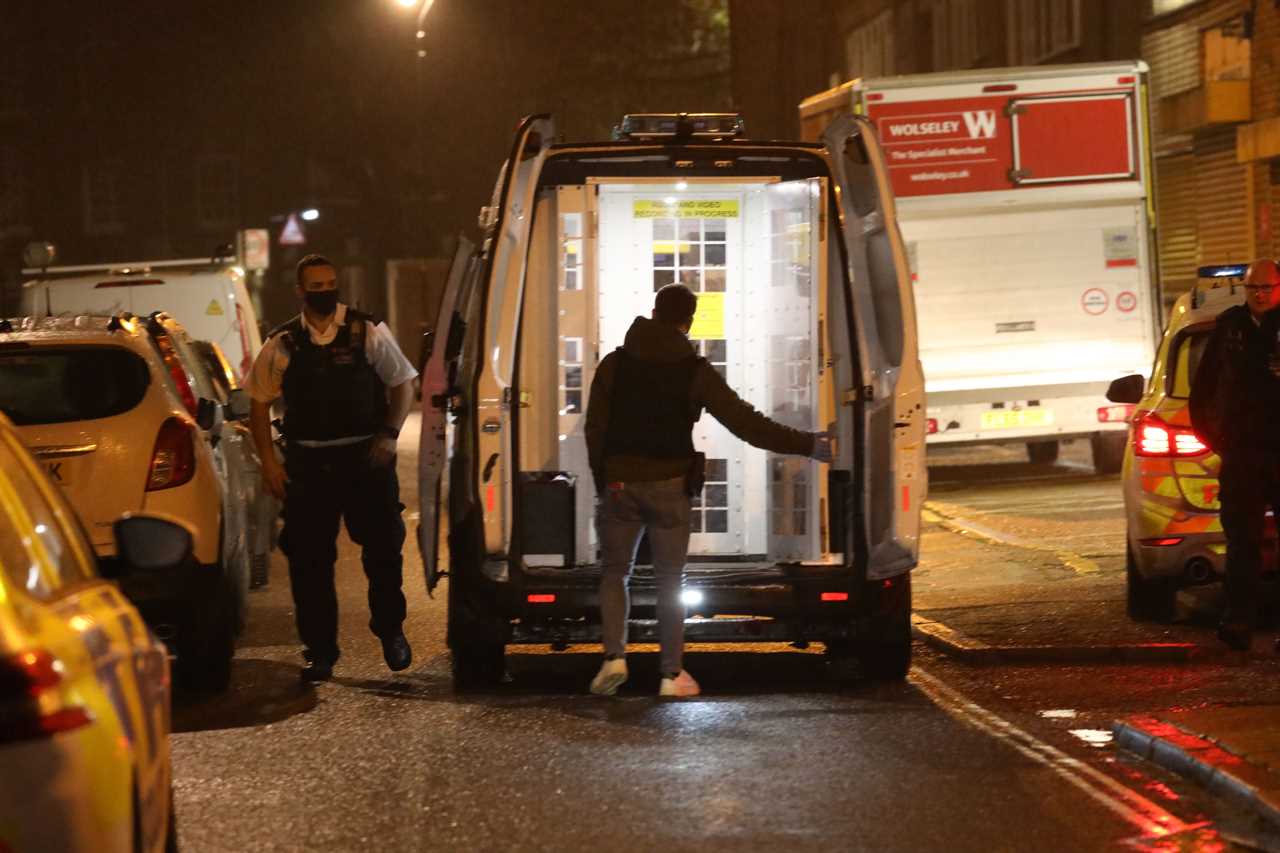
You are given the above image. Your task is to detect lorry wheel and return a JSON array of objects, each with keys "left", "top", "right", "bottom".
[
  {"left": 1026, "top": 440, "right": 1059, "bottom": 464},
  {"left": 1091, "top": 432, "right": 1127, "bottom": 475},
  {"left": 1126, "top": 547, "right": 1177, "bottom": 622}
]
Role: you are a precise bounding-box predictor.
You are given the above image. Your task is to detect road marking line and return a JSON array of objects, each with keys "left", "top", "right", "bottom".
[
  {"left": 911, "top": 667, "right": 1193, "bottom": 840},
  {"left": 924, "top": 501, "right": 1102, "bottom": 574}
]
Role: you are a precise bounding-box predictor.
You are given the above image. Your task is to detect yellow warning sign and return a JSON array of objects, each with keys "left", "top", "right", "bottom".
[
  {"left": 633, "top": 199, "right": 739, "bottom": 218},
  {"left": 689, "top": 292, "right": 725, "bottom": 340},
  {"left": 205, "top": 299, "right": 224, "bottom": 316}
]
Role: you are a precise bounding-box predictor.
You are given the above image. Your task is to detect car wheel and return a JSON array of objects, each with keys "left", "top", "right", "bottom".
[
  {"left": 1091, "top": 432, "right": 1127, "bottom": 475},
  {"left": 1026, "top": 440, "right": 1059, "bottom": 464},
  {"left": 1126, "top": 546, "right": 1177, "bottom": 622},
  {"left": 177, "top": 581, "right": 235, "bottom": 693}
]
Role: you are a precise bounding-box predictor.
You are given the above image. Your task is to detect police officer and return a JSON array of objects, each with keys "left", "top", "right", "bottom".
[
  {"left": 247, "top": 254, "right": 419, "bottom": 681},
  {"left": 584, "top": 284, "right": 833, "bottom": 697},
  {"left": 1189, "top": 259, "right": 1280, "bottom": 652}
]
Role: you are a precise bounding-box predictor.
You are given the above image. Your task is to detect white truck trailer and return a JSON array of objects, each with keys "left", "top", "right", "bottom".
[{"left": 801, "top": 62, "right": 1159, "bottom": 473}]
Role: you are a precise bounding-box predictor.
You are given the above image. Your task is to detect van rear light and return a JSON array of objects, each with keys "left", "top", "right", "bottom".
[
  {"left": 527, "top": 594, "right": 556, "bottom": 604},
  {"left": 983, "top": 83, "right": 1017, "bottom": 93},
  {"left": 94, "top": 278, "right": 164, "bottom": 288},
  {"left": 820, "top": 592, "right": 849, "bottom": 602},
  {"left": 1140, "top": 537, "right": 1185, "bottom": 547},
  {"left": 1097, "top": 405, "right": 1134, "bottom": 423},
  {"left": 0, "top": 650, "right": 92, "bottom": 744},
  {"left": 147, "top": 417, "right": 197, "bottom": 491},
  {"left": 926, "top": 418, "right": 939, "bottom": 435},
  {"left": 1133, "top": 412, "right": 1208, "bottom": 457}
]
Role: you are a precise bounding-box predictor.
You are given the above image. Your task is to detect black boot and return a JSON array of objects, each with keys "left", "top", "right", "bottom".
[
  {"left": 300, "top": 649, "right": 338, "bottom": 682},
  {"left": 382, "top": 633, "right": 412, "bottom": 672}
]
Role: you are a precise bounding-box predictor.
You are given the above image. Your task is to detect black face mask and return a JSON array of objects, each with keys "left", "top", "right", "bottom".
[{"left": 303, "top": 290, "right": 339, "bottom": 316}]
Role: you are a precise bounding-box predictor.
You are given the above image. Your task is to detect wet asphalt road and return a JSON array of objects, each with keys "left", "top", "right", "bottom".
[{"left": 169, "top": 427, "right": 1275, "bottom": 851}]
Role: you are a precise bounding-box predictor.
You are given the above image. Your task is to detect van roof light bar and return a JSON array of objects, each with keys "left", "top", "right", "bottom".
[{"left": 614, "top": 113, "right": 746, "bottom": 142}]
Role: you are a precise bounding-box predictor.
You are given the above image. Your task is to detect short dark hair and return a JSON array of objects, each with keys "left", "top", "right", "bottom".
[
  {"left": 654, "top": 284, "right": 697, "bottom": 327},
  {"left": 295, "top": 253, "right": 336, "bottom": 287}
]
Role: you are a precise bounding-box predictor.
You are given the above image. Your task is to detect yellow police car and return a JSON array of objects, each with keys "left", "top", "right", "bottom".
[
  {"left": 1106, "top": 265, "right": 1251, "bottom": 621},
  {"left": 0, "top": 411, "right": 185, "bottom": 851}
]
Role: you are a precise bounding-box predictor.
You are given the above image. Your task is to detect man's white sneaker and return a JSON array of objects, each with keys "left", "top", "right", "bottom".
[
  {"left": 659, "top": 670, "right": 701, "bottom": 698},
  {"left": 589, "top": 658, "right": 628, "bottom": 695}
]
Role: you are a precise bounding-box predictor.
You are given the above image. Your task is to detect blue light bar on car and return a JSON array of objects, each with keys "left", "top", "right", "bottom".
[{"left": 1197, "top": 264, "right": 1248, "bottom": 279}]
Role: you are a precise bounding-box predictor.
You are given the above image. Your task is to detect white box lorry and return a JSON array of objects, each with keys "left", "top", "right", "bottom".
[{"left": 801, "top": 62, "right": 1159, "bottom": 472}]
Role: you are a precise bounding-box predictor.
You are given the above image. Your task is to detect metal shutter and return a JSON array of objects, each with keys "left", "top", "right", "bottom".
[
  {"left": 1156, "top": 153, "right": 1198, "bottom": 298},
  {"left": 1195, "top": 127, "right": 1251, "bottom": 266}
]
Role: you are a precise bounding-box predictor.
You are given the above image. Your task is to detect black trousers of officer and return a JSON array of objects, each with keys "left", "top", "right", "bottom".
[
  {"left": 281, "top": 440, "right": 407, "bottom": 663},
  {"left": 1218, "top": 451, "right": 1280, "bottom": 631}
]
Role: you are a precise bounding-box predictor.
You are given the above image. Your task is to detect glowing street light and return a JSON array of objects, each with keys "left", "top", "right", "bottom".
[{"left": 300, "top": 208, "right": 320, "bottom": 222}]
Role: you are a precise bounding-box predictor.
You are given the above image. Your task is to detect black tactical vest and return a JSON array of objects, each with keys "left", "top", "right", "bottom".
[
  {"left": 276, "top": 311, "right": 387, "bottom": 442},
  {"left": 603, "top": 349, "right": 701, "bottom": 460}
]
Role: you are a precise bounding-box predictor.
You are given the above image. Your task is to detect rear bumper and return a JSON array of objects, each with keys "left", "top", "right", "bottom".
[
  {"left": 1132, "top": 534, "right": 1226, "bottom": 581},
  {"left": 496, "top": 565, "right": 906, "bottom": 645}
]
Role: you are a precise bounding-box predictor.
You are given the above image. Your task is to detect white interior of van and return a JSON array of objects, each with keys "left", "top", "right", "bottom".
[{"left": 517, "top": 177, "right": 838, "bottom": 567}]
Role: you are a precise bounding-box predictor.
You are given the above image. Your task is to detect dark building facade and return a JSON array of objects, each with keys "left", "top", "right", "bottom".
[{"left": 0, "top": 1, "right": 732, "bottom": 327}]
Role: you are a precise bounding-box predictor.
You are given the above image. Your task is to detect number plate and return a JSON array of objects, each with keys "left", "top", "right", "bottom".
[
  {"left": 980, "top": 409, "right": 1054, "bottom": 430},
  {"left": 43, "top": 461, "right": 71, "bottom": 486}
]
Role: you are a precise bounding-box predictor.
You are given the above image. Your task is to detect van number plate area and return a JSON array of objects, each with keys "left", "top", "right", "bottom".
[{"left": 980, "top": 409, "right": 1054, "bottom": 430}]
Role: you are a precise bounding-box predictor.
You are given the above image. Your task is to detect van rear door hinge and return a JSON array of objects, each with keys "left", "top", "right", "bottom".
[{"left": 842, "top": 386, "right": 874, "bottom": 405}]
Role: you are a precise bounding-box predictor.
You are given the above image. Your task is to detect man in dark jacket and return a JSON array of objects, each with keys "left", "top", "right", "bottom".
[
  {"left": 1189, "top": 258, "right": 1280, "bottom": 651},
  {"left": 584, "top": 284, "right": 832, "bottom": 696}
]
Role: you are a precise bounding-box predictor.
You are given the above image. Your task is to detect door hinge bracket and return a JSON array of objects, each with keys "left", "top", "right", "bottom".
[
  {"left": 842, "top": 386, "right": 874, "bottom": 405},
  {"left": 1004, "top": 103, "right": 1026, "bottom": 118}
]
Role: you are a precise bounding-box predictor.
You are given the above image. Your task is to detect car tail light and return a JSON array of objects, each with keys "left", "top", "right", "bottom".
[
  {"left": 820, "top": 591, "right": 849, "bottom": 602},
  {"left": 147, "top": 417, "right": 197, "bottom": 491},
  {"left": 527, "top": 594, "right": 556, "bottom": 604},
  {"left": 1133, "top": 412, "right": 1208, "bottom": 457},
  {"left": 0, "top": 650, "right": 92, "bottom": 744},
  {"left": 1097, "top": 405, "right": 1134, "bottom": 423},
  {"left": 926, "top": 418, "right": 939, "bottom": 435},
  {"left": 153, "top": 333, "right": 197, "bottom": 416},
  {"left": 1140, "top": 537, "right": 1185, "bottom": 547}
]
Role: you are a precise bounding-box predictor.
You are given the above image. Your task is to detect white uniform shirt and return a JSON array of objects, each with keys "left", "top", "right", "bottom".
[{"left": 244, "top": 303, "right": 418, "bottom": 447}]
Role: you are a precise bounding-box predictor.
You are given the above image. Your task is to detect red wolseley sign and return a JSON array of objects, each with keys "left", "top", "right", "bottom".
[{"left": 868, "top": 90, "right": 1137, "bottom": 198}]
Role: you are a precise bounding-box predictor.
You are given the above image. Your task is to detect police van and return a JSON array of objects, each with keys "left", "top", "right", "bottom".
[{"left": 419, "top": 113, "right": 926, "bottom": 685}]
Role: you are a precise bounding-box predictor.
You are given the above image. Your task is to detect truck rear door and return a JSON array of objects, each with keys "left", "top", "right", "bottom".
[{"left": 824, "top": 114, "right": 926, "bottom": 578}]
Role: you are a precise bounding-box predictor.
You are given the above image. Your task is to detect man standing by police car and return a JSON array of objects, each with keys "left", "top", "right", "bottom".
[
  {"left": 1190, "top": 259, "right": 1280, "bottom": 653},
  {"left": 248, "top": 254, "right": 419, "bottom": 681},
  {"left": 585, "top": 284, "right": 833, "bottom": 697}
]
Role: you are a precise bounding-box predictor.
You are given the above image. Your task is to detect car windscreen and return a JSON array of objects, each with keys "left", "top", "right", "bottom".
[
  {"left": 0, "top": 345, "right": 151, "bottom": 425},
  {"left": 1169, "top": 329, "right": 1210, "bottom": 399}
]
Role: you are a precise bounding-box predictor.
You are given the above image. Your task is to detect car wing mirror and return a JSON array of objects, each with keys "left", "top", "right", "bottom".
[
  {"left": 196, "top": 397, "right": 218, "bottom": 431},
  {"left": 1106, "top": 374, "right": 1145, "bottom": 404},
  {"left": 225, "top": 388, "right": 251, "bottom": 421},
  {"left": 111, "top": 514, "right": 194, "bottom": 575}
]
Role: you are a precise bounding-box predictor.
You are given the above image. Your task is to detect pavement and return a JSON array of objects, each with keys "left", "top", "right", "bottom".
[
  {"left": 918, "top": 442, "right": 1280, "bottom": 840},
  {"left": 1114, "top": 705, "right": 1280, "bottom": 834}
]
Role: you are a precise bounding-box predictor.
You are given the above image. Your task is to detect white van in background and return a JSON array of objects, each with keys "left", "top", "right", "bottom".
[{"left": 21, "top": 255, "right": 263, "bottom": 380}]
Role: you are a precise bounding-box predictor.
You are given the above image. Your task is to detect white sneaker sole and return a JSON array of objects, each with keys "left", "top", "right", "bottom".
[{"left": 590, "top": 671, "right": 628, "bottom": 696}]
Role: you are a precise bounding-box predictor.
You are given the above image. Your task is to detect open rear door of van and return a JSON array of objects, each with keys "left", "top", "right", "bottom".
[
  {"left": 418, "top": 236, "right": 478, "bottom": 594},
  {"left": 473, "top": 115, "right": 555, "bottom": 559},
  {"left": 823, "top": 114, "right": 927, "bottom": 579}
]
